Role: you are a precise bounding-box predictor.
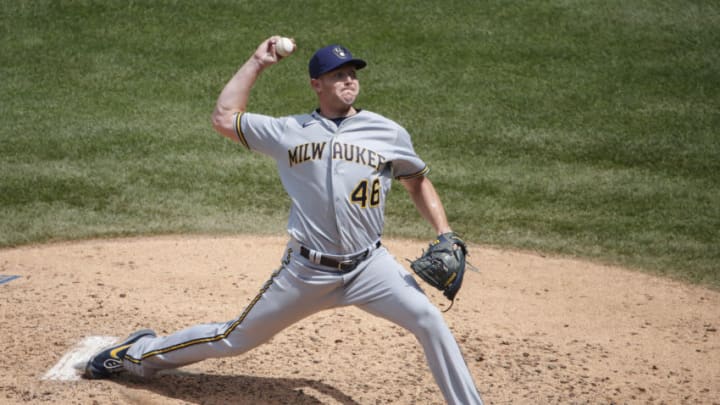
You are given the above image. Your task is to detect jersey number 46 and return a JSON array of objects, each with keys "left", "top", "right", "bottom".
[{"left": 351, "top": 178, "right": 381, "bottom": 208}]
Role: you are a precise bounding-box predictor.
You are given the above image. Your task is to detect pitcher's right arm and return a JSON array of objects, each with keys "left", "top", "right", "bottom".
[{"left": 211, "top": 36, "right": 285, "bottom": 142}]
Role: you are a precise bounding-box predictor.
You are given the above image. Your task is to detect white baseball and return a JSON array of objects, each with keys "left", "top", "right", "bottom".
[{"left": 275, "top": 37, "right": 295, "bottom": 57}]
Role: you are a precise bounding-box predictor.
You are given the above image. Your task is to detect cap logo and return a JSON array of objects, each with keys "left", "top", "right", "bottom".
[{"left": 333, "top": 46, "right": 348, "bottom": 59}]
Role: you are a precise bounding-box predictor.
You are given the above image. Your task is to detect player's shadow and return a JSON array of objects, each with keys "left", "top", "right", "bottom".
[{"left": 115, "top": 370, "right": 360, "bottom": 404}]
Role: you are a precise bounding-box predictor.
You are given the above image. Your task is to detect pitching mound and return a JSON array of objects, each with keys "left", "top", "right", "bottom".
[{"left": 1, "top": 235, "right": 718, "bottom": 404}]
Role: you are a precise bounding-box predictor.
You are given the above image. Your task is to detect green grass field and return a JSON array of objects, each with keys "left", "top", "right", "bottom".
[{"left": 1, "top": 1, "right": 718, "bottom": 287}]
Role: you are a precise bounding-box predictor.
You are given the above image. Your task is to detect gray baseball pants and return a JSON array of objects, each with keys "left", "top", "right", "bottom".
[{"left": 124, "top": 241, "right": 483, "bottom": 405}]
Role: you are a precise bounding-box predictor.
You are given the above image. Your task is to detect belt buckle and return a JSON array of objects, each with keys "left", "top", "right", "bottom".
[{"left": 337, "top": 259, "right": 355, "bottom": 271}]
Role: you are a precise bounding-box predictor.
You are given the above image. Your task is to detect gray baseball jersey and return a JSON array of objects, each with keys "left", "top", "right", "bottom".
[{"left": 236, "top": 109, "right": 428, "bottom": 255}]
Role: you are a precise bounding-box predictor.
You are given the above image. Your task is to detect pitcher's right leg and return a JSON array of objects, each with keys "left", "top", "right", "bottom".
[{"left": 123, "top": 263, "right": 334, "bottom": 377}]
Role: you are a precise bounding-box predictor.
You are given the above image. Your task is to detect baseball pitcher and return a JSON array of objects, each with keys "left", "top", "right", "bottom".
[{"left": 83, "top": 36, "right": 483, "bottom": 405}]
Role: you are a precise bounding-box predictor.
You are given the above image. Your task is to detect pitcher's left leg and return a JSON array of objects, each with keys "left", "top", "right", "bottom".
[{"left": 345, "top": 248, "right": 483, "bottom": 405}]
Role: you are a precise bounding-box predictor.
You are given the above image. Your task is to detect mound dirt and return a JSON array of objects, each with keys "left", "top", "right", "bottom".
[{"left": 1, "top": 235, "right": 718, "bottom": 404}]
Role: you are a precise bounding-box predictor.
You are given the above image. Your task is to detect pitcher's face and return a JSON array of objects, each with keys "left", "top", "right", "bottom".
[{"left": 312, "top": 65, "right": 360, "bottom": 108}]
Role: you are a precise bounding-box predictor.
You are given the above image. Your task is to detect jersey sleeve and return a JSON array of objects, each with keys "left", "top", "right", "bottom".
[
  {"left": 235, "top": 112, "right": 287, "bottom": 158},
  {"left": 391, "top": 126, "right": 429, "bottom": 180}
]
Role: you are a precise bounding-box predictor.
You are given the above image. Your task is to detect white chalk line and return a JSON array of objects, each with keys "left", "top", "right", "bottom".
[{"left": 42, "top": 336, "right": 117, "bottom": 381}]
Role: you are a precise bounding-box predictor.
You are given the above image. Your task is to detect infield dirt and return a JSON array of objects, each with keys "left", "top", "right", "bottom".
[{"left": 1, "top": 235, "right": 718, "bottom": 404}]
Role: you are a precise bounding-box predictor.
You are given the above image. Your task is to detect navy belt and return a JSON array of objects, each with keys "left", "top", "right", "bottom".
[{"left": 300, "top": 241, "right": 381, "bottom": 271}]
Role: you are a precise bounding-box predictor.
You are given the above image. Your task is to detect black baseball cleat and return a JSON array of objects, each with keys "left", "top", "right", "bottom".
[{"left": 83, "top": 329, "right": 156, "bottom": 379}]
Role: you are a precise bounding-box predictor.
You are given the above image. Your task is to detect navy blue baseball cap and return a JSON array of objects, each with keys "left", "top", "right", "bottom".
[{"left": 308, "top": 44, "right": 367, "bottom": 78}]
